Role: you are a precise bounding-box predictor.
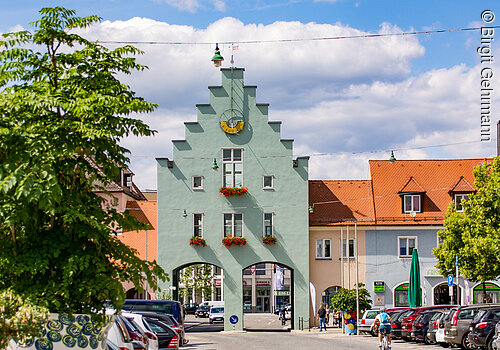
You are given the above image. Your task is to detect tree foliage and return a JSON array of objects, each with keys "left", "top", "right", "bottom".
[
  {"left": 331, "top": 283, "right": 372, "bottom": 312},
  {"left": 179, "top": 264, "right": 213, "bottom": 302},
  {"left": 434, "top": 157, "right": 500, "bottom": 289},
  {"left": 0, "top": 7, "right": 167, "bottom": 317}
]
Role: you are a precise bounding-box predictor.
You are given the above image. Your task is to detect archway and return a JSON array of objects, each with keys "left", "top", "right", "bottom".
[
  {"left": 125, "top": 287, "right": 150, "bottom": 300},
  {"left": 322, "top": 286, "right": 341, "bottom": 306},
  {"left": 393, "top": 282, "right": 422, "bottom": 307},
  {"left": 433, "top": 282, "right": 461, "bottom": 305},
  {"left": 242, "top": 262, "right": 293, "bottom": 331},
  {"left": 473, "top": 282, "right": 500, "bottom": 303}
]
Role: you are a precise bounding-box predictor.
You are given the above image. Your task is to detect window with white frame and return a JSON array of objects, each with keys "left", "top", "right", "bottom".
[
  {"left": 316, "top": 239, "right": 331, "bottom": 259},
  {"left": 224, "top": 213, "right": 243, "bottom": 237},
  {"left": 399, "top": 236, "right": 417, "bottom": 257},
  {"left": 192, "top": 175, "right": 203, "bottom": 190},
  {"left": 454, "top": 193, "right": 470, "bottom": 212},
  {"left": 341, "top": 239, "right": 355, "bottom": 258},
  {"left": 222, "top": 149, "right": 243, "bottom": 187},
  {"left": 263, "top": 213, "right": 273, "bottom": 236},
  {"left": 193, "top": 213, "right": 203, "bottom": 237},
  {"left": 263, "top": 175, "right": 274, "bottom": 189},
  {"left": 403, "top": 194, "right": 421, "bottom": 213}
]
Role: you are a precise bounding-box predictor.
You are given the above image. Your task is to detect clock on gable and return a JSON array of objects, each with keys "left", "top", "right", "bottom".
[{"left": 219, "top": 109, "right": 244, "bottom": 134}]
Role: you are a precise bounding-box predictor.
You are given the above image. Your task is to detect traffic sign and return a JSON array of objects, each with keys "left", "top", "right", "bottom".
[
  {"left": 250, "top": 266, "right": 256, "bottom": 275},
  {"left": 448, "top": 274, "right": 454, "bottom": 286},
  {"left": 230, "top": 315, "right": 239, "bottom": 324}
]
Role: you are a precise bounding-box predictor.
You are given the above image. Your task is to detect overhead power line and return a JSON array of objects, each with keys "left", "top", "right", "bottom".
[{"left": 99, "top": 25, "right": 500, "bottom": 46}]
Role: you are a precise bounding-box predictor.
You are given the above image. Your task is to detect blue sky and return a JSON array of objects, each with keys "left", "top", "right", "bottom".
[{"left": 1, "top": 0, "right": 499, "bottom": 189}]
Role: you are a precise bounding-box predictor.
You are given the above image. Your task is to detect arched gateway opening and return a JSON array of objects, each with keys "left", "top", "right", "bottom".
[
  {"left": 242, "top": 262, "right": 293, "bottom": 331},
  {"left": 172, "top": 263, "right": 225, "bottom": 332}
]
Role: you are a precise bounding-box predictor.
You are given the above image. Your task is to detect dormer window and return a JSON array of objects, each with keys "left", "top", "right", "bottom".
[
  {"left": 123, "top": 173, "right": 132, "bottom": 190},
  {"left": 404, "top": 194, "right": 421, "bottom": 213},
  {"left": 454, "top": 193, "right": 470, "bottom": 212}
]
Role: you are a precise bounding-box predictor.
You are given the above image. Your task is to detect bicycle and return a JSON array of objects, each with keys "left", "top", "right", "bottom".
[{"left": 380, "top": 328, "right": 389, "bottom": 350}]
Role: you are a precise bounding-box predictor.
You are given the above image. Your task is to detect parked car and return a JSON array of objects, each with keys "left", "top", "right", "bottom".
[
  {"left": 444, "top": 303, "right": 500, "bottom": 349},
  {"left": 195, "top": 305, "right": 210, "bottom": 318},
  {"left": 209, "top": 307, "right": 224, "bottom": 324},
  {"left": 492, "top": 320, "right": 500, "bottom": 350},
  {"left": 136, "top": 311, "right": 187, "bottom": 347},
  {"left": 359, "top": 309, "right": 379, "bottom": 334},
  {"left": 106, "top": 312, "right": 134, "bottom": 350},
  {"left": 401, "top": 305, "right": 454, "bottom": 340},
  {"left": 388, "top": 309, "right": 413, "bottom": 339},
  {"left": 183, "top": 303, "right": 198, "bottom": 315},
  {"left": 143, "top": 318, "right": 179, "bottom": 350},
  {"left": 118, "top": 315, "right": 149, "bottom": 350},
  {"left": 411, "top": 309, "right": 443, "bottom": 344},
  {"left": 436, "top": 308, "right": 456, "bottom": 348},
  {"left": 426, "top": 310, "right": 449, "bottom": 345},
  {"left": 123, "top": 300, "right": 185, "bottom": 328},
  {"left": 468, "top": 307, "right": 500, "bottom": 350},
  {"left": 121, "top": 311, "right": 159, "bottom": 350}
]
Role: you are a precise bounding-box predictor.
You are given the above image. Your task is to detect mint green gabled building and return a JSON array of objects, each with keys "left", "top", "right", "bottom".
[{"left": 157, "top": 68, "right": 309, "bottom": 331}]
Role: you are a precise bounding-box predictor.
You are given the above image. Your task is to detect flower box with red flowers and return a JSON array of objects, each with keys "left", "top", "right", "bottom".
[
  {"left": 189, "top": 236, "right": 206, "bottom": 247},
  {"left": 219, "top": 186, "right": 248, "bottom": 197},
  {"left": 222, "top": 236, "right": 247, "bottom": 247},
  {"left": 262, "top": 235, "right": 277, "bottom": 245}
]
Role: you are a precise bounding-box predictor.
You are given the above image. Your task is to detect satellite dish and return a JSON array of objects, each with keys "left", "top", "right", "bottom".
[{"left": 410, "top": 211, "right": 416, "bottom": 218}]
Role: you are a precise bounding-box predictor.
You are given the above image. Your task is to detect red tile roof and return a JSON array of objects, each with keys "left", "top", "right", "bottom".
[
  {"left": 309, "top": 180, "right": 375, "bottom": 225},
  {"left": 369, "top": 158, "right": 491, "bottom": 225},
  {"left": 119, "top": 200, "right": 157, "bottom": 262}
]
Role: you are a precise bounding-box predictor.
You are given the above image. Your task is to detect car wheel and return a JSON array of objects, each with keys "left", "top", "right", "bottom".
[
  {"left": 461, "top": 333, "right": 477, "bottom": 350},
  {"left": 371, "top": 328, "right": 378, "bottom": 337},
  {"left": 209, "top": 320, "right": 213, "bottom": 324}
]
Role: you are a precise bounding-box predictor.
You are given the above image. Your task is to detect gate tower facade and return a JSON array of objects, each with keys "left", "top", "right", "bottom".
[{"left": 157, "top": 68, "right": 309, "bottom": 331}]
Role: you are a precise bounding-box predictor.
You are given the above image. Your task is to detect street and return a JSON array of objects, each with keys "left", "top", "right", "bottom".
[{"left": 183, "top": 315, "right": 450, "bottom": 349}]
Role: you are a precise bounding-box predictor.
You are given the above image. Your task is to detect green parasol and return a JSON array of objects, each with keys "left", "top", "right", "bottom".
[{"left": 408, "top": 248, "right": 422, "bottom": 307}]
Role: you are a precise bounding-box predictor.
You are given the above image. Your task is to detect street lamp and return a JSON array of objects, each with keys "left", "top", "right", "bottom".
[{"left": 211, "top": 44, "right": 224, "bottom": 67}]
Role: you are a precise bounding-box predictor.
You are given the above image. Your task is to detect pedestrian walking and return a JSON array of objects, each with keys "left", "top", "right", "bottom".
[
  {"left": 335, "top": 309, "right": 342, "bottom": 328},
  {"left": 325, "top": 305, "right": 331, "bottom": 326},
  {"left": 317, "top": 304, "right": 327, "bottom": 331}
]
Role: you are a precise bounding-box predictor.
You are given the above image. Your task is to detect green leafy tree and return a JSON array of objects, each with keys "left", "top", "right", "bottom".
[
  {"left": 179, "top": 264, "right": 213, "bottom": 303},
  {"left": 331, "top": 283, "right": 372, "bottom": 312},
  {"left": 434, "top": 157, "right": 500, "bottom": 301},
  {"left": 0, "top": 7, "right": 167, "bottom": 319}
]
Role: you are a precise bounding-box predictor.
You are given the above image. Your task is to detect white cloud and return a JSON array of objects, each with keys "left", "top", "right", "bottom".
[
  {"left": 160, "top": 0, "right": 201, "bottom": 13},
  {"left": 72, "top": 17, "right": 497, "bottom": 189},
  {"left": 211, "top": 0, "right": 226, "bottom": 11}
]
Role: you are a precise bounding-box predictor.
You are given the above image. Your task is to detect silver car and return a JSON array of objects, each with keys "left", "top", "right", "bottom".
[
  {"left": 359, "top": 309, "right": 379, "bottom": 335},
  {"left": 493, "top": 321, "right": 500, "bottom": 350}
]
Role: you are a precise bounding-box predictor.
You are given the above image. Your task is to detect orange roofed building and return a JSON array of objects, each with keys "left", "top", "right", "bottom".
[{"left": 309, "top": 158, "right": 498, "bottom": 312}]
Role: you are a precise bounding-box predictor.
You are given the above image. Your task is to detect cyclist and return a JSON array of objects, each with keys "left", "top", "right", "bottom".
[{"left": 375, "top": 307, "right": 392, "bottom": 349}]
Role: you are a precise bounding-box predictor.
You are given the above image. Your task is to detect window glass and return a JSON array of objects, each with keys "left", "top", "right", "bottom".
[
  {"left": 316, "top": 240, "right": 323, "bottom": 258},
  {"left": 234, "top": 214, "right": 243, "bottom": 237},
  {"left": 193, "top": 176, "right": 203, "bottom": 189},
  {"left": 263, "top": 175, "right": 273, "bottom": 188},
  {"left": 233, "top": 149, "right": 242, "bottom": 161},
  {"left": 256, "top": 263, "right": 266, "bottom": 275},
  {"left": 324, "top": 240, "right": 331, "bottom": 258},
  {"left": 408, "top": 238, "right": 416, "bottom": 255},
  {"left": 224, "top": 214, "right": 232, "bottom": 237},
  {"left": 222, "top": 149, "right": 243, "bottom": 187},
  {"left": 404, "top": 194, "right": 421, "bottom": 212},
  {"left": 223, "top": 149, "right": 232, "bottom": 161},
  {"left": 413, "top": 196, "right": 421, "bottom": 212},
  {"left": 194, "top": 214, "right": 203, "bottom": 237},
  {"left": 342, "top": 239, "right": 355, "bottom": 258},
  {"left": 264, "top": 213, "right": 273, "bottom": 236}
]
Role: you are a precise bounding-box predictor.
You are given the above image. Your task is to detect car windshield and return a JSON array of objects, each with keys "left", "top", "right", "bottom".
[
  {"left": 198, "top": 306, "right": 209, "bottom": 311},
  {"left": 211, "top": 308, "right": 224, "bottom": 313},
  {"left": 430, "top": 312, "right": 442, "bottom": 321}
]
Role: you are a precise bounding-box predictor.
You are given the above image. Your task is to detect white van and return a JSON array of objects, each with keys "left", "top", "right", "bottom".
[{"left": 200, "top": 301, "right": 224, "bottom": 308}]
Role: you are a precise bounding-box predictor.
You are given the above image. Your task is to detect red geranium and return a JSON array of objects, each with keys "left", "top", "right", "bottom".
[
  {"left": 261, "top": 235, "right": 277, "bottom": 245},
  {"left": 222, "top": 236, "right": 247, "bottom": 247},
  {"left": 219, "top": 186, "right": 248, "bottom": 197},
  {"left": 189, "top": 236, "right": 206, "bottom": 247}
]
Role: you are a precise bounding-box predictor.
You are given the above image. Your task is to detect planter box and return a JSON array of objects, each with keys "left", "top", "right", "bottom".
[{"left": 9, "top": 313, "right": 113, "bottom": 350}]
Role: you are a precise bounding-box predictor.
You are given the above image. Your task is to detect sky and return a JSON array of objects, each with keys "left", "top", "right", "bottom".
[{"left": 1, "top": 0, "right": 500, "bottom": 190}]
